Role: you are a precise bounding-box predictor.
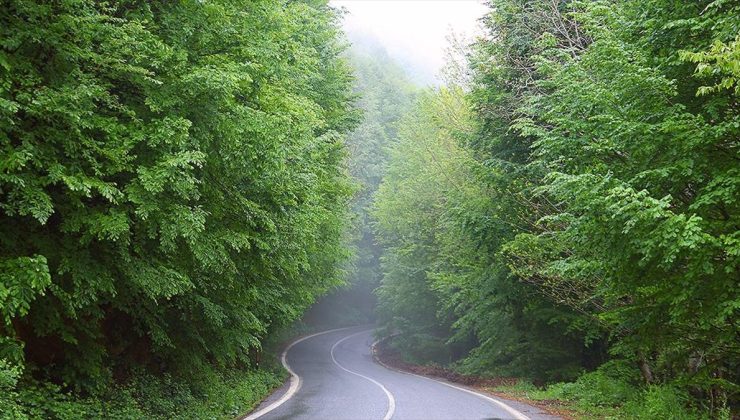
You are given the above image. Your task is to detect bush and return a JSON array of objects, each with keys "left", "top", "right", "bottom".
[
  {"left": 0, "top": 360, "right": 26, "bottom": 419},
  {"left": 546, "top": 360, "right": 638, "bottom": 407},
  {"left": 123, "top": 367, "right": 284, "bottom": 419},
  {"left": 393, "top": 333, "right": 451, "bottom": 365},
  {"left": 536, "top": 361, "right": 707, "bottom": 419},
  {"left": 1, "top": 364, "right": 283, "bottom": 420},
  {"left": 623, "top": 385, "right": 700, "bottom": 420}
]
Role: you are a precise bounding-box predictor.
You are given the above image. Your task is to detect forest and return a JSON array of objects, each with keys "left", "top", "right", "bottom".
[
  {"left": 374, "top": 0, "right": 738, "bottom": 417},
  {"left": 1, "top": 0, "right": 738, "bottom": 419}
]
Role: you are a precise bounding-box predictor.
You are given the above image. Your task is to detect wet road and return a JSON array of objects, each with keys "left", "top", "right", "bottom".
[{"left": 246, "top": 327, "right": 557, "bottom": 420}]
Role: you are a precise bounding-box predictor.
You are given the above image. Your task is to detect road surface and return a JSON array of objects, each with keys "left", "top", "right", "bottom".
[{"left": 245, "top": 327, "right": 558, "bottom": 420}]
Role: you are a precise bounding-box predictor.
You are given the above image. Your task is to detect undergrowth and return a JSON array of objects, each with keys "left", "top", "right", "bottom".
[
  {"left": 0, "top": 358, "right": 285, "bottom": 419},
  {"left": 487, "top": 360, "right": 725, "bottom": 419}
]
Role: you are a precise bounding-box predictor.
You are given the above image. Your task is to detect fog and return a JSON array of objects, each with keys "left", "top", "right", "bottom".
[
  {"left": 305, "top": 1, "right": 491, "bottom": 328},
  {"left": 331, "top": 0, "right": 488, "bottom": 85}
]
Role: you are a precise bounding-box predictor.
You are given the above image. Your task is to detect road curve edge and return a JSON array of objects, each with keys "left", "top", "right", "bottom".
[
  {"left": 371, "top": 338, "right": 530, "bottom": 420},
  {"left": 241, "top": 326, "right": 354, "bottom": 420}
]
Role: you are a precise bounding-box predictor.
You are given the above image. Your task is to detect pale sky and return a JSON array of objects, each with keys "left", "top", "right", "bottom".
[{"left": 330, "top": 1, "right": 488, "bottom": 85}]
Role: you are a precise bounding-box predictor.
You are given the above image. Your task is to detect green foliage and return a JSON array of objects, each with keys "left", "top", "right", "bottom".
[
  {"left": 374, "top": 87, "right": 481, "bottom": 365},
  {"left": 0, "top": 256, "right": 50, "bottom": 325},
  {"left": 681, "top": 35, "right": 740, "bottom": 96},
  {"left": 373, "top": 0, "right": 738, "bottom": 415},
  {"left": 493, "top": 376, "right": 702, "bottom": 419},
  {"left": 0, "top": 363, "right": 282, "bottom": 420},
  {"left": 0, "top": 359, "right": 26, "bottom": 419},
  {"left": 546, "top": 361, "right": 639, "bottom": 407},
  {"left": 623, "top": 386, "right": 699, "bottom": 420},
  {"left": 391, "top": 333, "right": 450, "bottom": 365},
  {"left": 121, "top": 367, "right": 283, "bottom": 419},
  {"left": 496, "top": 0, "right": 738, "bottom": 406},
  {"left": 374, "top": 3, "right": 606, "bottom": 383},
  {"left": 1, "top": 0, "right": 356, "bottom": 402},
  {"left": 304, "top": 41, "right": 416, "bottom": 327}
]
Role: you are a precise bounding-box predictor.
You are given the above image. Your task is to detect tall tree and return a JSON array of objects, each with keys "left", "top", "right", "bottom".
[
  {"left": 0, "top": 0, "right": 357, "bottom": 393},
  {"left": 305, "top": 40, "right": 416, "bottom": 325},
  {"left": 374, "top": 0, "right": 738, "bottom": 413}
]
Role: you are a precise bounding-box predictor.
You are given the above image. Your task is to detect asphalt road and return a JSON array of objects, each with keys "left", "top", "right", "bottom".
[{"left": 246, "top": 327, "right": 558, "bottom": 420}]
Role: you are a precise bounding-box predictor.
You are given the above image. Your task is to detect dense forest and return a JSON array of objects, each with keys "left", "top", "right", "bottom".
[
  {"left": 304, "top": 40, "right": 416, "bottom": 327},
  {"left": 1, "top": 0, "right": 358, "bottom": 417},
  {"left": 374, "top": 0, "right": 739, "bottom": 417},
  {"left": 0, "top": 0, "right": 738, "bottom": 418}
]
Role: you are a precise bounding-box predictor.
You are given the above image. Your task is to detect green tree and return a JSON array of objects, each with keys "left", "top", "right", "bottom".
[
  {"left": 305, "top": 41, "right": 416, "bottom": 326},
  {"left": 1, "top": 0, "right": 356, "bottom": 395},
  {"left": 503, "top": 0, "right": 739, "bottom": 406},
  {"left": 375, "top": 0, "right": 738, "bottom": 413}
]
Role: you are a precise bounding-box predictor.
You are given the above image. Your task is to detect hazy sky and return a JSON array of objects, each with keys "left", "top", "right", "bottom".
[{"left": 330, "top": 1, "right": 488, "bottom": 85}]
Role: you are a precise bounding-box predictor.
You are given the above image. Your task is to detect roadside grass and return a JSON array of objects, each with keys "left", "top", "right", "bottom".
[
  {"left": 1, "top": 358, "right": 287, "bottom": 419},
  {"left": 488, "top": 380, "right": 623, "bottom": 419},
  {"left": 487, "top": 361, "right": 712, "bottom": 420}
]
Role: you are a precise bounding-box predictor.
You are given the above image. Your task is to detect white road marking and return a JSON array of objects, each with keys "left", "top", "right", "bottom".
[
  {"left": 242, "top": 326, "right": 353, "bottom": 420},
  {"left": 247, "top": 328, "right": 527, "bottom": 420},
  {"left": 331, "top": 330, "right": 397, "bottom": 420},
  {"left": 371, "top": 339, "right": 530, "bottom": 420}
]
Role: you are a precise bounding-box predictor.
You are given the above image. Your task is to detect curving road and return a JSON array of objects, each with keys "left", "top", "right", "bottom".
[{"left": 245, "top": 327, "right": 558, "bottom": 420}]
